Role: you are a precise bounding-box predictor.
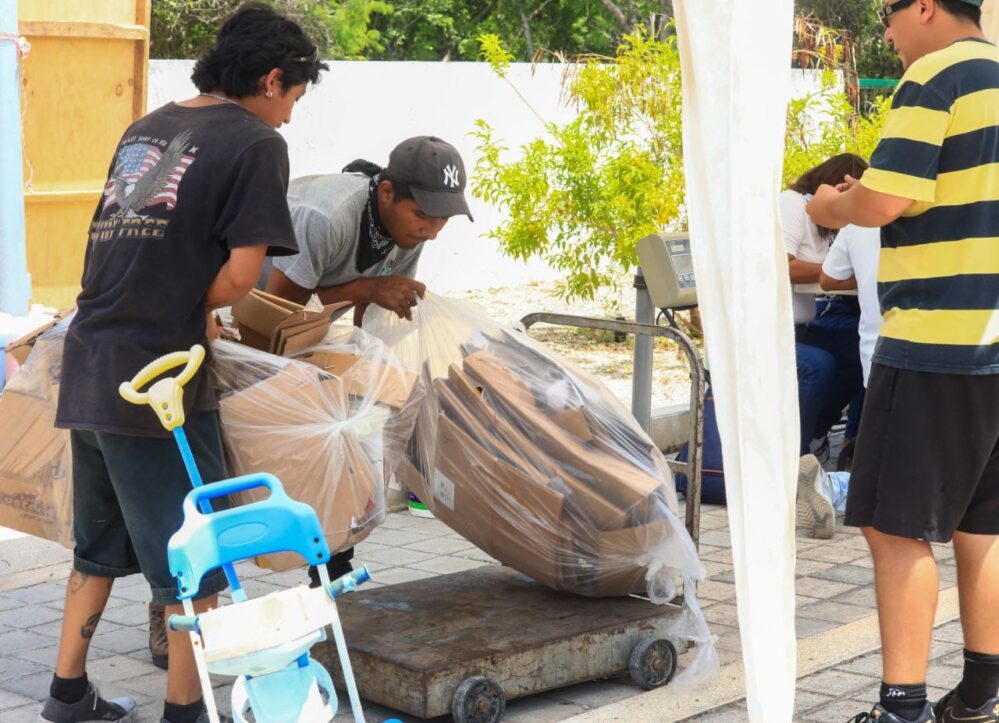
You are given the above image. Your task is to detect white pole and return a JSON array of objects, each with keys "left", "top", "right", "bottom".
[{"left": 0, "top": 0, "right": 31, "bottom": 315}]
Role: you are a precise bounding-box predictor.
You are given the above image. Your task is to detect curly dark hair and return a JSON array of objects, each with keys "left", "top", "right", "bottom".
[{"left": 191, "top": 2, "right": 328, "bottom": 98}]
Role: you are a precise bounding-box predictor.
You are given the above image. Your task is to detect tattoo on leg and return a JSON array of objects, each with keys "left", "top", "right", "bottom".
[
  {"left": 81, "top": 613, "right": 101, "bottom": 639},
  {"left": 68, "top": 570, "right": 90, "bottom": 595}
]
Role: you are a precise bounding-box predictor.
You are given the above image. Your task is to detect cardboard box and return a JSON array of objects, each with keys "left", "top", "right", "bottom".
[
  {"left": 438, "top": 370, "right": 630, "bottom": 531},
  {"left": 219, "top": 362, "right": 382, "bottom": 571},
  {"left": 0, "top": 389, "right": 73, "bottom": 547},
  {"left": 5, "top": 310, "right": 72, "bottom": 366},
  {"left": 463, "top": 350, "right": 660, "bottom": 518},
  {"left": 423, "top": 413, "right": 567, "bottom": 588},
  {"left": 231, "top": 289, "right": 350, "bottom": 355},
  {"left": 299, "top": 350, "right": 417, "bottom": 410}
]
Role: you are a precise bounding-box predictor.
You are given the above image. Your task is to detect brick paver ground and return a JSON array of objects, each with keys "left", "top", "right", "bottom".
[{"left": 0, "top": 492, "right": 963, "bottom": 722}]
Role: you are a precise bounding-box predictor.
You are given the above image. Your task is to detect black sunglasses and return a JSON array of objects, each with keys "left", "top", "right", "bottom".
[{"left": 877, "top": 0, "right": 917, "bottom": 28}]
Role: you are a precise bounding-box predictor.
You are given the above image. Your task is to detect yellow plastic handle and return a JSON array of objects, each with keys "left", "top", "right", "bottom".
[{"left": 118, "top": 345, "right": 205, "bottom": 431}]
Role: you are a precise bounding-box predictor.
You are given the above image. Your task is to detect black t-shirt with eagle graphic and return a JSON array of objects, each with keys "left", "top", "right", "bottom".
[{"left": 56, "top": 102, "right": 299, "bottom": 436}]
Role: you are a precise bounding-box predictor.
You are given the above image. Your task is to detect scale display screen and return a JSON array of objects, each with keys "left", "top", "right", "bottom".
[{"left": 667, "top": 238, "right": 695, "bottom": 289}]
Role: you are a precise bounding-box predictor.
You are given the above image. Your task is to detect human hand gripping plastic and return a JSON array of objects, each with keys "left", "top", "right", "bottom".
[{"left": 119, "top": 344, "right": 373, "bottom": 723}]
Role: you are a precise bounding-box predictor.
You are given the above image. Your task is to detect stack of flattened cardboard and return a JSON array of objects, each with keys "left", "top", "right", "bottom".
[
  {"left": 0, "top": 321, "right": 74, "bottom": 547},
  {"left": 390, "top": 331, "right": 682, "bottom": 597},
  {"left": 215, "top": 334, "right": 417, "bottom": 571},
  {"left": 231, "top": 289, "right": 350, "bottom": 356}
]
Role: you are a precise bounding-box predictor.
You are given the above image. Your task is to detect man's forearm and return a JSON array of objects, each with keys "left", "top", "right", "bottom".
[
  {"left": 808, "top": 183, "right": 913, "bottom": 229},
  {"left": 788, "top": 258, "right": 823, "bottom": 284},
  {"left": 315, "top": 278, "right": 371, "bottom": 307},
  {"left": 205, "top": 262, "right": 256, "bottom": 310}
]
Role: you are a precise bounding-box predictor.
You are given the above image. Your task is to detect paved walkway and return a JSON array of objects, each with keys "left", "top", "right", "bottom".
[{"left": 0, "top": 496, "right": 964, "bottom": 722}]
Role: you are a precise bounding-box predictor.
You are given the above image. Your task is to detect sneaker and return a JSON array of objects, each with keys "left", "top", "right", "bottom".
[
  {"left": 849, "top": 702, "right": 935, "bottom": 722},
  {"left": 39, "top": 682, "right": 137, "bottom": 722},
  {"left": 148, "top": 602, "right": 168, "bottom": 670},
  {"left": 797, "top": 454, "right": 835, "bottom": 539},
  {"left": 935, "top": 688, "right": 999, "bottom": 722}
]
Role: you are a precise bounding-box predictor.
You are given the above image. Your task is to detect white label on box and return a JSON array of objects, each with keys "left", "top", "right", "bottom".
[{"left": 432, "top": 469, "right": 456, "bottom": 510}]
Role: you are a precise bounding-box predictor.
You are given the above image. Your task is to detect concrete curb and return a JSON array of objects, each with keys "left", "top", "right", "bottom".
[{"left": 566, "top": 586, "right": 961, "bottom": 722}]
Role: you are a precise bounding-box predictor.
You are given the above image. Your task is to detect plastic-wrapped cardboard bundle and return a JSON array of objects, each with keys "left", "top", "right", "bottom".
[
  {"left": 368, "top": 294, "right": 717, "bottom": 681},
  {"left": 214, "top": 325, "right": 417, "bottom": 571},
  {"left": 0, "top": 317, "right": 74, "bottom": 547}
]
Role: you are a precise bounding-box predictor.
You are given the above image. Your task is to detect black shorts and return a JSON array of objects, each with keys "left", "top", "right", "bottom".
[
  {"left": 844, "top": 364, "right": 999, "bottom": 542},
  {"left": 71, "top": 410, "right": 230, "bottom": 604}
]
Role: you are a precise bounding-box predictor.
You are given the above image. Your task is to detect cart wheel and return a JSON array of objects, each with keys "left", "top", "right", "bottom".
[
  {"left": 629, "top": 636, "right": 677, "bottom": 690},
  {"left": 451, "top": 676, "right": 506, "bottom": 723}
]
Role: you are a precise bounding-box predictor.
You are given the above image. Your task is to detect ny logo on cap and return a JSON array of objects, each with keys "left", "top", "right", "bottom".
[{"left": 443, "top": 164, "right": 460, "bottom": 189}]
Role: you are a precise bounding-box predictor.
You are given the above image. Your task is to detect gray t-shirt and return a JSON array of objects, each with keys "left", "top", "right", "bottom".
[{"left": 268, "top": 173, "right": 422, "bottom": 290}]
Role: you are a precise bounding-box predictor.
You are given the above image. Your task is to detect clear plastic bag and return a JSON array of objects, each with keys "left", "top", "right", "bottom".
[
  {"left": 213, "top": 325, "right": 416, "bottom": 571},
  {"left": 0, "top": 316, "right": 74, "bottom": 547},
  {"left": 367, "top": 293, "right": 718, "bottom": 683}
]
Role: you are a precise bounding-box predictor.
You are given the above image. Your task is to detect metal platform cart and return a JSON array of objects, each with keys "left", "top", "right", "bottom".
[{"left": 315, "top": 244, "right": 706, "bottom": 722}]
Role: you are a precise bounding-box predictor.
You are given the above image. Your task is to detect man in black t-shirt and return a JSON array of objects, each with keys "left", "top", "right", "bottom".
[{"left": 39, "top": 7, "right": 326, "bottom": 723}]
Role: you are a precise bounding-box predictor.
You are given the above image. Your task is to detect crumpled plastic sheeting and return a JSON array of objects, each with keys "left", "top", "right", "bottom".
[
  {"left": 674, "top": 1, "right": 799, "bottom": 719},
  {"left": 210, "top": 326, "right": 415, "bottom": 571},
  {"left": 366, "top": 293, "right": 718, "bottom": 684}
]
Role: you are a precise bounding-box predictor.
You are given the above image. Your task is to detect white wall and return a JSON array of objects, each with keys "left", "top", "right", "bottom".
[
  {"left": 149, "top": 61, "right": 825, "bottom": 294},
  {"left": 150, "top": 60, "right": 575, "bottom": 293}
]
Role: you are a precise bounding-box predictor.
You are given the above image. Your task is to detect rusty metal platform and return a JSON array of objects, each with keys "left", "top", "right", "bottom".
[{"left": 313, "top": 565, "right": 683, "bottom": 720}]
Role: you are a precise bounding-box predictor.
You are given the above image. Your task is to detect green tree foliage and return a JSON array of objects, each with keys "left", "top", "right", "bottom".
[
  {"left": 369, "top": 0, "right": 673, "bottom": 62},
  {"left": 474, "top": 30, "right": 889, "bottom": 303},
  {"left": 473, "top": 29, "right": 684, "bottom": 301},
  {"left": 784, "top": 70, "right": 891, "bottom": 187},
  {"left": 150, "top": 0, "right": 390, "bottom": 59},
  {"left": 794, "top": 0, "right": 902, "bottom": 79}
]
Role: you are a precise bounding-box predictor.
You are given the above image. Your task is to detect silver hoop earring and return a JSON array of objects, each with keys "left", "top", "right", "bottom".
[{"left": 265, "top": 90, "right": 273, "bottom": 99}]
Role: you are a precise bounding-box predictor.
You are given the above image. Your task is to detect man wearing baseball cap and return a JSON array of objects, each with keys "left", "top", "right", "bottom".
[
  {"left": 263, "top": 135, "right": 473, "bottom": 325},
  {"left": 260, "top": 135, "right": 472, "bottom": 589},
  {"left": 807, "top": 1, "right": 998, "bottom": 722}
]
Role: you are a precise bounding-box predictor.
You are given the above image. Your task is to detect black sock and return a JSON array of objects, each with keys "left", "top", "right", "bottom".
[
  {"left": 880, "top": 682, "right": 927, "bottom": 720},
  {"left": 163, "top": 698, "right": 205, "bottom": 723},
  {"left": 958, "top": 650, "right": 999, "bottom": 709},
  {"left": 50, "top": 673, "right": 89, "bottom": 704}
]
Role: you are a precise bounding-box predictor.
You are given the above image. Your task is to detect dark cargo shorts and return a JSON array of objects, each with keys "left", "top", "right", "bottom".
[
  {"left": 845, "top": 364, "right": 999, "bottom": 543},
  {"left": 70, "top": 410, "right": 230, "bottom": 604}
]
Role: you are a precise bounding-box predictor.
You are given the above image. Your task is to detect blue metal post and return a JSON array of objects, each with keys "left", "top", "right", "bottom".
[{"left": 0, "top": 0, "right": 30, "bottom": 315}]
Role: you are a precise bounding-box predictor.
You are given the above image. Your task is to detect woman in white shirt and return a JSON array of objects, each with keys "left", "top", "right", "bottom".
[{"left": 782, "top": 154, "right": 868, "bottom": 458}]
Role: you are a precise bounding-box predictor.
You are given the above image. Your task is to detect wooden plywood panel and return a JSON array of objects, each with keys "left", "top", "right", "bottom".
[
  {"left": 17, "top": 0, "right": 138, "bottom": 26},
  {"left": 17, "top": 0, "right": 150, "bottom": 306},
  {"left": 21, "top": 38, "right": 138, "bottom": 191},
  {"left": 25, "top": 200, "right": 92, "bottom": 300}
]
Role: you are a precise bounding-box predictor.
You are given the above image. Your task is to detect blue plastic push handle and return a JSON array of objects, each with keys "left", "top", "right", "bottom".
[{"left": 182, "top": 473, "right": 283, "bottom": 515}]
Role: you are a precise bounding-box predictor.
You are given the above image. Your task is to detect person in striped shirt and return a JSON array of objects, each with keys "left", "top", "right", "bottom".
[{"left": 807, "top": 2, "right": 998, "bottom": 721}]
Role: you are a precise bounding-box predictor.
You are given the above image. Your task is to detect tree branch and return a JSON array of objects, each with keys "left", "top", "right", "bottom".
[{"left": 600, "top": 0, "right": 629, "bottom": 29}]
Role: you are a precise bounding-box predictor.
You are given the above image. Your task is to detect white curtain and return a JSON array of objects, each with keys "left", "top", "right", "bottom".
[
  {"left": 984, "top": 0, "right": 999, "bottom": 43},
  {"left": 673, "top": 3, "right": 799, "bottom": 721}
]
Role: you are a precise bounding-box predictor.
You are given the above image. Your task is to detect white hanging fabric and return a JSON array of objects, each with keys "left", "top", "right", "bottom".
[
  {"left": 673, "top": 2, "right": 799, "bottom": 721},
  {"left": 983, "top": 0, "right": 999, "bottom": 43}
]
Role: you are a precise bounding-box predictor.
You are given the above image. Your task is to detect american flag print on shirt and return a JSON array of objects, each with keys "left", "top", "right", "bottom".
[{"left": 103, "top": 129, "right": 195, "bottom": 214}]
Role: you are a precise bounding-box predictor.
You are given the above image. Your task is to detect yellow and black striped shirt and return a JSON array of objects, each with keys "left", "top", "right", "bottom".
[{"left": 862, "top": 38, "right": 999, "bottom": 374}]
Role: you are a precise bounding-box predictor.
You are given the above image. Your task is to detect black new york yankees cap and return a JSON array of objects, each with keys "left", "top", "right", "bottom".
[{"left": 385, "top": 136, "right": 474, "bottom": 221}]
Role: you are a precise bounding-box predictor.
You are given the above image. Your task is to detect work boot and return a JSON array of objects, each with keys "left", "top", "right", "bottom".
[
  {"left": 935, "top": 688, "right": 999, "bottom": 722},
  {"left": 148, "top": 602, "right": 168, "bottom": 670},
  {"left": 39, "top": 682, "right": 137, "bottom": 722},
  {"left": 797, "top": 454, "right": 835, "bottom": 539},
  {"left": 848, "top": 702, "right": 935, "bottom": 722}
]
